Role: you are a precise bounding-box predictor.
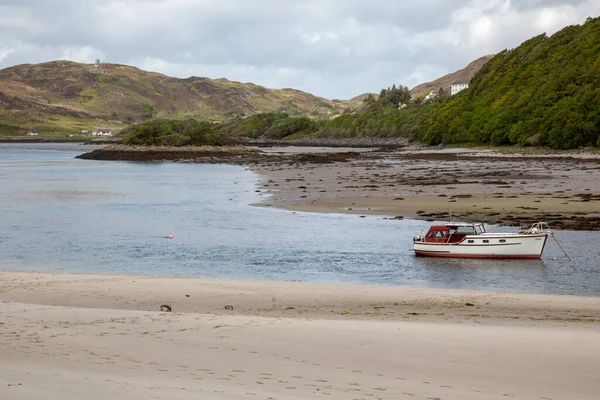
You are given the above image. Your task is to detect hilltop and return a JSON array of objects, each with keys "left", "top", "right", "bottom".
[
  {"left": 410, "top": 55, "right": 494, "bottom": 98},
  {"left": 0, "top": 61, "right": 362, "bottom": 137}
]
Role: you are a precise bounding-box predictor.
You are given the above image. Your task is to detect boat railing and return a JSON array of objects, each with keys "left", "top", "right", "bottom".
[{"left": 523, "top": 222, "right": 552, "bottom": 235}]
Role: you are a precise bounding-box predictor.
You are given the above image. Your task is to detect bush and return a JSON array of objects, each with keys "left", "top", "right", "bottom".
[{"left": 122, "top": 119, "right": 226, "bottom": 146}]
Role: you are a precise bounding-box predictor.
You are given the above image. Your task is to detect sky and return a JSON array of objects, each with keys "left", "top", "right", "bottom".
[{"left": 0, "top": 0, "right": 599, "bottom": 99}]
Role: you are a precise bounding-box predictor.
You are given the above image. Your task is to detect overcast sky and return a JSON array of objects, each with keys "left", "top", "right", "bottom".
[{"left": 0, "top": 1, "right": 598, "bottom": 99}]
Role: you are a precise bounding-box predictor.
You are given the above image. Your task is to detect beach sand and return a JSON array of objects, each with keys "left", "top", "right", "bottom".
[{"left": 2, "top": 271, "right": 599, "bottom": 399}]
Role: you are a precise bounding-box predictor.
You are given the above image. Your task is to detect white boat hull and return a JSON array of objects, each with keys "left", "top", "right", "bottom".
[{"left": 413, "top": 233, "right": 548, "bottom": 259}]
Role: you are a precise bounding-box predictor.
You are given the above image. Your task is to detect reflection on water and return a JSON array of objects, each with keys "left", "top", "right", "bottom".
[{"left": 1, "top": 144, "right": 599, "bottom": 296}]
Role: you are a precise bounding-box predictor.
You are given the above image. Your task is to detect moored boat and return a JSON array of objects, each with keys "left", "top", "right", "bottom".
[{"left": 412, "top": 222, "right": 550, "bottom": 259}]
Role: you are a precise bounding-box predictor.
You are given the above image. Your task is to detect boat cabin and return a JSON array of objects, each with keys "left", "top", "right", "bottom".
[{"left": 421, "top": 223, "right": 487, "bottom": 243}]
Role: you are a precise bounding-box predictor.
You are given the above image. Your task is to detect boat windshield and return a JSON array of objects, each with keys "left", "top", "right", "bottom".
[
  {"left": 455, "top": 226, "right": 476, "bottom": 235},
  {"left": 475, "top": 225, "right": 485, "bottom": 234}
]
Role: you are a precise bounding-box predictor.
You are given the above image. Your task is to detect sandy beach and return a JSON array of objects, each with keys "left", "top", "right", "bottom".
[{"left": 2, "top": 271, "right": 599, "bottom": 399}]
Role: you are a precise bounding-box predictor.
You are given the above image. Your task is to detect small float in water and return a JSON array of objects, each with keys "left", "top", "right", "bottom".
[{"left": 412, "top": 222, "right": 556, "bottom": 259}]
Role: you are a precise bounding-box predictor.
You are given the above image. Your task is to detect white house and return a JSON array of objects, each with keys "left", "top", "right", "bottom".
[
  {"left": 93, "top": 128, "right": 112, "bottom": 136},
  {"left": 451, "top": 81, "right": 469, "bottom": 96},
  {"left": 26, "top": 131, "right": 39, "bottom": 136},
  {"left": 424, "top": 91, "right": 438, "bottom": 101}
]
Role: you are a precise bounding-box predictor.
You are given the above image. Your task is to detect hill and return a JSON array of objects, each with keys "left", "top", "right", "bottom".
[
  {"left": 422, "top": 16, "right": 600, "bottom": 149},
  {"left": 318, "top": 16, "right": 600, "bottom": 150},
  {"left": 410, "top": 55, "right": 494, "bottom": 98},
  {"left": 0, "top": 61, "right": 362, "bottom": 138}
]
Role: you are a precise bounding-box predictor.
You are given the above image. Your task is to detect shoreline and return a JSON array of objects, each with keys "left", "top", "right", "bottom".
[
  {"left": 2, "top": 270, "right": 599, "bottom": 326},
  {"left": 249, "top": 147, "right": 600, "bottom": 230},
  {"left": 2, "top": 270, "right": 599, "bottom": 399},
  {"left": 73, "top": 145, "right": 600, "bottom": 230}
]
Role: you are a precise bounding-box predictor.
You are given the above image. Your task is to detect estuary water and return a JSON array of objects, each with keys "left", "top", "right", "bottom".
[{"left": 1, "top": 143, "right": 599, "bottom": 296}]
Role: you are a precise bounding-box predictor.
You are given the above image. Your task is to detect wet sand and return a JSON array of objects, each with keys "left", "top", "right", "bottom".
[{"left": 1, "top": 271, "right": 599, "bottom": 400}]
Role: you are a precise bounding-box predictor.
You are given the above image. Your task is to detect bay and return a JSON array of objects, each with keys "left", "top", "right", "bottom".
[{"left": 1, "top": 144, "right": 598, "bottom": 296}]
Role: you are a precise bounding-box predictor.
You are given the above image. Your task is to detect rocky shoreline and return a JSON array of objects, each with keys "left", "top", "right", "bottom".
[{"left": 75, "top": 145, "right": 375, "bottom": 165}]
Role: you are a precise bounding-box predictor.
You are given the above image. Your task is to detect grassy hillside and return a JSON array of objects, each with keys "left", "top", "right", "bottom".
[{"left": 0, "top": 61, "right": 361, "bottom": 138}]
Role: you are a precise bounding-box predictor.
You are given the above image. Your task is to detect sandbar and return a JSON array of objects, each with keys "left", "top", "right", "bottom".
[{"left": 1, "top": 271, "right": 599, "bottom": 399}]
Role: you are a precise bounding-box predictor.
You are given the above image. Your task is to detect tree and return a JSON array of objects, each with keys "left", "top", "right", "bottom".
[{"left": 140, "top": 103, "right": 155, "bottom": 121}]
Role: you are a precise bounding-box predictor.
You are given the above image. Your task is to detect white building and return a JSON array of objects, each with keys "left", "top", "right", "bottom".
[
  {"left": 26, "top": 131, "right": 39, "bottom": 136},
  {"left": 424, "top": 91, "right": 438, "bottom": 101},
  {"left": 451, "top": 81, "right": 469, "bottom": 96},
  {"left": 93, "top": 128, "right": 112, "bottom": 136}
]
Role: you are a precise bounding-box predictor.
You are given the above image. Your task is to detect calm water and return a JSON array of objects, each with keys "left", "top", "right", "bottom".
[{"left": 1, "top": 144, "right": 599, "bottom": 296}]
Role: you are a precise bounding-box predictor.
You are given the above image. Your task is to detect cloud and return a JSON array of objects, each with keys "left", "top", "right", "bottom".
[
  {"left": 0, "top": 0, "right": 599, "bottom": 98},
  {"left": 0, "top": 47, "right": 15, "bottom": 63},
  {"left": 59, "top": 46, "right": 105, "bottom": 64}
]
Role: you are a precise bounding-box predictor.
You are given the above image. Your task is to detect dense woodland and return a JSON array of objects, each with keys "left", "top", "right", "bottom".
[
  {"left": 421, "top": 16, "right": 600, "bottom": 149},
  {"left": 124, "top": 17, "right": 600, "bottom": 149}
]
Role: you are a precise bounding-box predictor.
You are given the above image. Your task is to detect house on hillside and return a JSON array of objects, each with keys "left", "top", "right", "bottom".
[
  {"left": 451, "top": 81, "right": 469, "bottom": 96},
  {"left": 26, "top": 131, "right": 39, "bottom": 136},
  {"left": 93, "top": 128, "right": 112, "bottom": 136},
  {"left": 424, "top": 91, "right": 438, "bottom": 101}
]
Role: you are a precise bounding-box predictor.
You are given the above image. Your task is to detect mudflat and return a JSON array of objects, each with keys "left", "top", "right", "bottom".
[
  {"left": 251, "top": 147, "right": 600, "bottom": 230},
  {"left": 77, "top": 144, "right": 600, "bottom": 229},
  {"left": 1, "top": 271, "right": 599, "bottom": 400}
]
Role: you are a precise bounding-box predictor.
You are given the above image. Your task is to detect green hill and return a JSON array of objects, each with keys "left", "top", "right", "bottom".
[
  {"left": 0, "top": 61, "right": 361, "bottom": 138},
  {"left": 318, "top": 16, "right": 600, "bottom": 150},
  {"left": 422, "top": 16, "right": 600, "bottom": 149}
]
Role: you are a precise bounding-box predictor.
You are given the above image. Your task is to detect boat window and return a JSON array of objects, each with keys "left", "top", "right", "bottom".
[
  {"left": 475, "top": 225, "right": 484, "bottom": 234},
  {"left": 456, "top": 227, "right": 476, "bottom": 234},
  {"left": 499, "top": 239, "right": 506, "bottom": 243},
  {"left": 467, "top": 240, "right": 474, "bottom": 243},
  {"left": 483, "top": 240, "right": 489, "bottom": 243}
]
